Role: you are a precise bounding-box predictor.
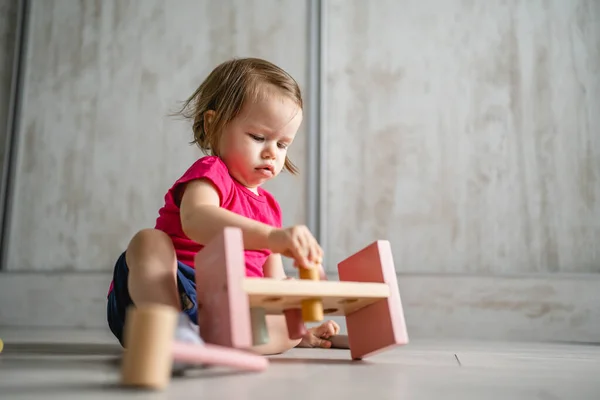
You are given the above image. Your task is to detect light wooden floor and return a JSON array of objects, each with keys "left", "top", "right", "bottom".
[{"left": 1, "top": 328, "right": 599, "bottom": 400}]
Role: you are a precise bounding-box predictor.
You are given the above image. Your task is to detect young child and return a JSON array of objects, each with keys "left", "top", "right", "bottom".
[{"left": 107, "top": 57, "right": 340, "bottom": 356}]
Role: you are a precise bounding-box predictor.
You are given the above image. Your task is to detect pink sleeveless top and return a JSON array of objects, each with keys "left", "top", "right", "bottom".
[
  {"left": 108, "top": 156, "right": 282, "bottom": 294},
  {"left": 155, "top": 155, "right": 282, "bottom": 275}
]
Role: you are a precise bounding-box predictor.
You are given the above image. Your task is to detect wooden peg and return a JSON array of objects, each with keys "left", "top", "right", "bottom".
[
  {"left": 121, "top": 304, "right": 178, "bottom": 389},
  {"left": 298, "top": 265, "right": 324, "bottom": 322},
  {"left": 283, "top": 308, "right": 307, "bottom": 339},
  {"left": 299, "top": 266, "right": 320, "bottom": 281},
  {"left": 120, "top": 304, "right": 268, "bottom": 390}
]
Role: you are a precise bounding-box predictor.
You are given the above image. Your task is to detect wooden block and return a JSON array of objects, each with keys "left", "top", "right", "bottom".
[
  {"left": 242, "top": 278, "right": 390, "bottom": 315},
  {"left": 120, "top": 303, "right": 268, "bottom": 391},
  {"left": 120, "top": 304, "right": 177, "bottom": 390},
  {"left": 299, "top": 266, "right": 320, "bottom": 281},
  {"left": 298, "top": 265, "right": 324, "bottom": 322},
  {"left": 338, "top": 240, "right": 409, "bottom": 360},
  {"left": 301, "top": 298, "right": 324, "bottom": 322},
  {"left": 195, "top": 227, "right": 252, "bottom": 349},
  {"left": 250, "top": 307, "right": 269, "bottom": 346},
  {"left": 283, "top": 308, "right": 307, "bottom": 340}
]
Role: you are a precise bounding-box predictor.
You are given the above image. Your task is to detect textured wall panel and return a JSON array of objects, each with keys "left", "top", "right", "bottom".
[
  {"left": 6, "top": 0, "right": 308, "bottom": 271},
  {"left": 324, "top": 0, "right": 600, "bottom": 273},
  {"left": 0, "top": 0, "right": 17, "bottom": 187}
]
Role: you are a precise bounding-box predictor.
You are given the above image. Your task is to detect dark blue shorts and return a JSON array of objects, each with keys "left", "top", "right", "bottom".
[{"left": 106, "top": 251, "right": 198, "bottom": 346}]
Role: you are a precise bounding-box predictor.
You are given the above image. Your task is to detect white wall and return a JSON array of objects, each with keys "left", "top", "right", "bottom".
[
  {"left": 324, "top": 0, "right": 600, "bottom": 274},
  {"left": 1, "top": 0, "right": 600, "bottom": 343},
  {"left": 4, "top": 0, "right": 308, "bottom": 272}
]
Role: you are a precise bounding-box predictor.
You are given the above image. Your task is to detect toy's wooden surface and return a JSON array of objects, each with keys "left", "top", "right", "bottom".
[
  {"left": 120, "top": 304, "right": 177, "bottom": 390},
  {"left": 338, "top": 240, "right": 409, "bottom": 360},
  {"left": 242, "top": 278, "right": 390, "bottom": 316},
  {"left": 298, "top": 266, "right": 324, "bottom": 321},
  {"left": 195, "top": 228, "right": 253, "bottom": 349}
]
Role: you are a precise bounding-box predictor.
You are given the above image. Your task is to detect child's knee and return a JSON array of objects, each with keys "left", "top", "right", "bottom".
[
  {"left": 125, "top": 228, "right": 177, "bottom": 271},
  {"left": 128, "top": 228, "right": 171, "bottom": 248}
]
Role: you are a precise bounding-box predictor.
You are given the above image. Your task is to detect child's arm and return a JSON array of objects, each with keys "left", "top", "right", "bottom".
[
  {"left": 262, "top": 253, "right": 287, "bottom": 279},
  {"left": 180, "top": 179, "right": 273, "bottom": 250},
  {"left": 180, "top": 179, "right": 322, "bottom": 268},
  {"left": 180, "top": 179, "right": 320, "bottom": 355}
]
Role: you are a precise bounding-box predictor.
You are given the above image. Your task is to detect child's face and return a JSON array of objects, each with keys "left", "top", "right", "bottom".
[{"left": 218, "top": 89, "right": 302, "bottom": 193}]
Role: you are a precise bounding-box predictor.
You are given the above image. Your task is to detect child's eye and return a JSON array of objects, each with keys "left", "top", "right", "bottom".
[
  {"left": 249, "top": 134, "right": 264, "bottom": 142},
  {"left": 278, "top": 142, "right": 288, "bottom": 149}
]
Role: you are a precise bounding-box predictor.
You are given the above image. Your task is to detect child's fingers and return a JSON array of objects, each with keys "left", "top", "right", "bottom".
[
  {"left": 290, "top": 239, "right": 310, "bottom": 268},
  {"left": 307, "top": 335, "right": 331, "bottom": 349},
  {"left": 331, "top": 321, "right": 341, "bottom": 335},
  {"left": 317, "top": 264, "right": 327, "bottom": 280},
  {"left": 309, "top": 239, "right": 323, "bottom": 264},
  {"left": 316, "top": 320, "right": 340, "bottom": 339},
  {"left": 304, "top": 237, "right": 320, "bottom": 266},
  {"left": 316, "top": 243, "right": 324, "bottom": 261}
]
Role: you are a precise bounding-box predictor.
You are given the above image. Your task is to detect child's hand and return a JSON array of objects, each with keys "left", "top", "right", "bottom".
[
  {"left": 268, "top": 225, "right": 323, "bottom": 269},
  {"left": 297, "top": 320, "right": 341, "bottom": 349}
]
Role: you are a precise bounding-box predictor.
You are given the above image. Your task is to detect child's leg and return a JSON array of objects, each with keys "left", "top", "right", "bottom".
[
  {"left": 125, "top": 228, "right": 182, "bottom": 310},
  {"left": 250, "top": 315, "right": 301, "bottom": 355},
  {"left": 108, "top": 228, "right": 199, "bottom": 346},
  {"left": 123, "top": 229, "right": 300, "bottom": 356}
]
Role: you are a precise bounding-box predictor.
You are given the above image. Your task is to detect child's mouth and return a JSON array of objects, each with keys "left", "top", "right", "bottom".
[{"left": 256, "top": 166, "right": 274, "bottom": 176}]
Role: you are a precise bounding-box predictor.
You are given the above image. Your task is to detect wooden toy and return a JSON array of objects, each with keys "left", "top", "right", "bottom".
[
  {"left": 119, "top": 227, "right": 408, "bottom": 390},
  {"left": 298, "top": 264, "right": 324, "bottom": 322},
  {"left": 338, "top": 240, "right": 408, "bottom": 359},
  {"left": 120, "top": 303, "right": 268, "bottom": 390},
  {"left": 196, "top": 227, "right": 408, "bottom": 360}
]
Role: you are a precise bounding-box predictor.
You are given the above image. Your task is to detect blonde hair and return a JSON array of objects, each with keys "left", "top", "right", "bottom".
[{"left": 175, "top": 57, "right": 302, "bottom": 174}]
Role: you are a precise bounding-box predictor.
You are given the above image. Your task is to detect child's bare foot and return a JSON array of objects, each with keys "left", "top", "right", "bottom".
[{"left": 297, "top": 320, "right": 340, "bottom": 348}]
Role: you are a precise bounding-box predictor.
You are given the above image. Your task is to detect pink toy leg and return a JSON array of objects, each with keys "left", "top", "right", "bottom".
[
  {"left": 338, "top": 240, "right": 408, "bottom": 360},
  {"left": 195, "top": 227, "right": 252, "bottom": 349},
  {"left": 283, "top": 308, "right": 307, "bottom": 339},
  {"left": 172, "top": 342, "right": 268, "bottom": 371}
]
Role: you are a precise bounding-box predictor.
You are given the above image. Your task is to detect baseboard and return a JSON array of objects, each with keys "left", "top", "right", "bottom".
[
  {"left": 0, "top": 271, "right": 114, "bottom": 331},
  {"left": 0, "top": 271, "right": 598, "bottom": 343}
]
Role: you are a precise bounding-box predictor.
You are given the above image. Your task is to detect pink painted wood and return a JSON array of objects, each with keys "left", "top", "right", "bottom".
[
  {"left": 194, "top": 227, "right": 252, "bottom": 349},
  {"left": 338, "top": 240, "right": 409, "bottom": 360},
  {"left": 283, "top": 308, "right": 307, "bottom": 339},
  {"left": 172, "top": 342, "right": 268, "bottom": 371}
]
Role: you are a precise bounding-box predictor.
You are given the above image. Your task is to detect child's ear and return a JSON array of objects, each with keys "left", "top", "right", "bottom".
[{"left": 203, "top": 110, "right": 215, "bottom": 134}]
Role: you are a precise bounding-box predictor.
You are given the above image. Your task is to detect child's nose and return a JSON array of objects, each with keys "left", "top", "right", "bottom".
[{"left": 262, "top": 144, "right": 277, "bottom": 159}]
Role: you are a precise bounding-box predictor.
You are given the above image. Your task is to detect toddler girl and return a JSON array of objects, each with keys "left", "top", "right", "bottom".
[{"left": 107, "top": 57, "right": 339, "bottom": 357}]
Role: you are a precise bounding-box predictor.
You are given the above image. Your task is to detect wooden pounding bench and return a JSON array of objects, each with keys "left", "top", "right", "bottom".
[{"left": 120, "top": 227, "right": 409, "bottom": 390}]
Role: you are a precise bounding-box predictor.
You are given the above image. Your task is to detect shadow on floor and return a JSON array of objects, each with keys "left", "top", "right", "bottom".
[
  {"left": 2, "top": 342, "right": 122, "bottom": 355},
  {"left": 0, "top": 382, "right": 129, "bottom": 398},
  {"left": 268, "top": 357, "right": 369, "bottom": 365}
]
